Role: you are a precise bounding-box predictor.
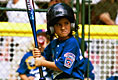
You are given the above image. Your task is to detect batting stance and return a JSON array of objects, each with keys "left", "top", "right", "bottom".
[{"left": 33, "top": 3, "right": 85, "bottom": 80}]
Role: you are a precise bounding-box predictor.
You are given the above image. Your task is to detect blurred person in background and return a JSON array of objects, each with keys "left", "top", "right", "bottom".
[
  {"left": 16, "top": 29, "right": 51, "bottom": 80},
  {"left": 48, "top": 0, "right": 73, "bottom": 8},
  {"left": 63, "top": 0, "right": 71, "bottom": 6},
  {"left": 49, "top": 0, "right": 71, "bottom": 6},
  {"left": 91, "top": 0, "right": 118, "bottom": 25},
  {"left": 48, "top": 0, "right": 63, "bottom": 7},
  {"left": 6, "top": 0, "right": 46, "bottom": 24},
  {"left": 6, "top": 0, "right": 64, "bottom": 24},
  {"left": 115, "top": 11, "right": 118, "bottom": 25}
]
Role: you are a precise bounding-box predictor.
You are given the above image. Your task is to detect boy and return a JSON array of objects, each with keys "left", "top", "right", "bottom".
[
  {"left": 17, "top": 29, "right": 51, "bottom": 80},
  {"left": 33, "top": 3, "right": 85, "bottom": 80}
]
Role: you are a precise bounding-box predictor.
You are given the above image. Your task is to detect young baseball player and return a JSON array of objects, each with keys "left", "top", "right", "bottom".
[
  {"left": 16, "top": 29, "right": 51, "bottom": 80},
  {"left": 33, "top": 3, "right": 85, "bottom": 80}
]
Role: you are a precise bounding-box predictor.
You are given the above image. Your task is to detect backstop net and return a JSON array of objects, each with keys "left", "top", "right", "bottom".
[
  {"left": 0, "top": 22, "right": 118, "bottom": 80},
  {"left": 0, "top": 0, "right": 118, "bottom": 80}
]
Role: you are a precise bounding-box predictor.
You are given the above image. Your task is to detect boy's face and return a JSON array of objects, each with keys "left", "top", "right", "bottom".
[
  {"left": 37, "top": 35, "right": 47, "bottom": 44},
  {"left": 54, "top": 18, "right": 71, "bottom": 39},
  {"left": 37, "top": 35, "right": 48, "bottom": 52}
]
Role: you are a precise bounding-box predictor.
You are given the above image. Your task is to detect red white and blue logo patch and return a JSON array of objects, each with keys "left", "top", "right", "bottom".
[{"left": 64, "top": 52, "right": 75, "bottom": 68}]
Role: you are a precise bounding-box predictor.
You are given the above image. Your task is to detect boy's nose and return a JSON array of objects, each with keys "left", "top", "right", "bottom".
[{"left": 61, "top": 25, "right": 65, "bottom": 29}]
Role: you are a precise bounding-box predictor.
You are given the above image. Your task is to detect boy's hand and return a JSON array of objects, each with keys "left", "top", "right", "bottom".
[
  {"left": 33, "top": 48, "right": 45, "bottom": 67},
  {"left": 35, "top": 56, "right": 45, "bottom": 67},
  {"left": 28, "top": 76, "right": 35, "bottom": 80},
  {"left": 33, "top": 48, "right": 41, "bottom": 58},
  {"left": 84, "top": 78, "right": 91, "bottom": 80}
]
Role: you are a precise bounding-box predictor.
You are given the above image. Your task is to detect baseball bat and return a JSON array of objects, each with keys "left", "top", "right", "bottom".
[{"left": 25, "top": 0, "right": 45, "bottom": 80}]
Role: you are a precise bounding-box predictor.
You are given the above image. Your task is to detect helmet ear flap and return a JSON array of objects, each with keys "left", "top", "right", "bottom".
[
  {"left": 49, "top": 26, "right": 54, "bottom": 34},
  {"left": 71, "top": 22, "right": 78, "bottom": 32},
  {"left": 71, "top": 23, "right": 75, "bottom": 31}
]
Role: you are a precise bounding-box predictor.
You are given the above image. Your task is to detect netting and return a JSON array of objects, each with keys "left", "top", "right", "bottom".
[
  {"left": 0, "top": 22, "right": 118, "bottom": 80},
  {"left": 85, "top": 39, "right": 118, "bottom": 80},
  {"left": 0, "top": 22, "right": 47, "bottom": 80},
  {"left": 0, "top": 0, "right": 50, "bottom": 22},
  {"left": 0, "top": 36, "right": 31, "bottom": 79},
  {"left": 0, "top": 0, "right": 118, "bottom": 80}
]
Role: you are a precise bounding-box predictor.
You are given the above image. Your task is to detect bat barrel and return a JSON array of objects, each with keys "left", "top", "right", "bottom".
[
  {"left": 30, "top": 20, "right": 38, "bottom": 48},
  {"left": 30, "top": 20, "right": 45, "bottom": 80}
]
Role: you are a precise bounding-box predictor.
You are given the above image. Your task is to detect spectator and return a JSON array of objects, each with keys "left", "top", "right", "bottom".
[
  {"left": 62, "top": 0, "right": 71, "bottom": 6},
  {"left": 6, "top": 0, "right": 46, "bottom": 24},
  {"left": 16, "top": 29, "right": 51, "bottom": 80},
  {"left": 91, "top": 0, "right": 118, "bottom": 25},
  {"left": 48, "top": 0, "right": 63, "bottom": 7},
  {"left": 115, "top": 11, "right": 118, "bottom": 25}
]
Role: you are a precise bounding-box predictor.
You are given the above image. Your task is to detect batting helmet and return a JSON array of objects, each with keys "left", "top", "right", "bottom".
[{"left": 46, "top": 3, "right": 78, "bottom": 35}]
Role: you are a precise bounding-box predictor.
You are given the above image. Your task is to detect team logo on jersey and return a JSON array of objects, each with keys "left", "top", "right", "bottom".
[
  {"left": 64, "top": 52, "right": 75, "bottom": 68},
  {"left": 25, "top": 56, "right": 36, "bottom": 69}
]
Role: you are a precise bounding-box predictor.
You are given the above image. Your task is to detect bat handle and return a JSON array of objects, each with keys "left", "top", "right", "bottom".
[
  {"left": 39, "top": 68, "right": 46, "bottom": 80},
  {"left": 39, "top": 76, "right": 46, "bottom": 80}
]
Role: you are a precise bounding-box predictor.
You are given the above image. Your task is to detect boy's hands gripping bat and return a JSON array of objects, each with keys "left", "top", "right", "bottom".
[{"left": 25, "top": 0, "right": 45, "bottom": 80}]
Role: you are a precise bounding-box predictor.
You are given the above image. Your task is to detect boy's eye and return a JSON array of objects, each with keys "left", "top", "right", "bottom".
[
  {"left": 55, "top": 23, "right": 61, "bottom": 27},
  {"left": 65, "top": 22, "right": 69, "bottom": 25}
]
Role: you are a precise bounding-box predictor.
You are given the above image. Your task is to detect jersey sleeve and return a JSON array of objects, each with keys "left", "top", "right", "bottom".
[
  {"left": 55, "top": 37, "right": 82, "bottom": 75},
  {"left": 16, "top": 55, "right": 28, "bottom": 74}
]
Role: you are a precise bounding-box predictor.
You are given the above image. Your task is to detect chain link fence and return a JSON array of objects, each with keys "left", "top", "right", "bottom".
[
  {"left": 0, "top": 23, "right": 118, "bottom": 80},
  {"left": 0, "top": 0, "right": 118, "bottom": 80}
]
